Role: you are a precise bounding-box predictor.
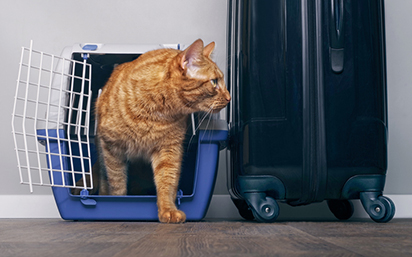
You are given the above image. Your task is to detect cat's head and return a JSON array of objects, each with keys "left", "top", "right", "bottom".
[{"left": 177, "top": 39, "right": 231, "bottom": 114}]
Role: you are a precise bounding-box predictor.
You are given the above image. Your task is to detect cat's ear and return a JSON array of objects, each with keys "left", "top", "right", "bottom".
[
  {"left": 203, "top": 42, "right": 215, "bottom": 58},
  {"left": 180, "top": 39, "right": 204, "bottom": 70}
]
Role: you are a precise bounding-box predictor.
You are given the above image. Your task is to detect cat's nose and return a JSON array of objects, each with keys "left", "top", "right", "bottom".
[{"left": 225, "top": 94, "right": 231, "bottom": 102}]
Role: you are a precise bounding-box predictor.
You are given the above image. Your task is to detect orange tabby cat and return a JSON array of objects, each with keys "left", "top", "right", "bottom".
[{"left": 95, "top": 39, "right": 230, "bottom": 223}]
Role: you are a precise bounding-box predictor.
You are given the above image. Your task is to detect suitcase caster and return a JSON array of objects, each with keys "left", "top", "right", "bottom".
[
  {"left": 360, "top": 192, "right": 396, "bottom": 223},
  {"left": 231, "top": 198, "right": 255, "bottom": 221},
  {"left": 327, "top": 200, "right": 354, "bottom": 220},
  {"left": 243, "top": 192, "right": 279, "bottom": 223}
]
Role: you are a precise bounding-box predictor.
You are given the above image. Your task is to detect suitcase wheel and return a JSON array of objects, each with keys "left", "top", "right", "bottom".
[
  {"left": 369, "top": 196, "right": 396, "bottom": 223},
  {"left": 232, "top": 198, "right": 255, "bottom": 220},
  {"left": 327, "top": 200, "right": 354, "bottom": 220},
  {"left": 243, "top": 192, "right": 279, "bottom": 223},
  {"left": 360, "top": 192, "right": 396, "bottom": 223}
]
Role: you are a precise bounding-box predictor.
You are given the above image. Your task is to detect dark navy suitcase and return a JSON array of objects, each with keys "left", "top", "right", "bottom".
[{"left": 226, "top": 0, "right": 395, "bottom": 222}]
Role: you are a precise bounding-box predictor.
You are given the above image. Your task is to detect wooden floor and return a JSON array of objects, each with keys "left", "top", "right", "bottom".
[{"left": 1, "top": 219, "right": 412, "bottom": 257}]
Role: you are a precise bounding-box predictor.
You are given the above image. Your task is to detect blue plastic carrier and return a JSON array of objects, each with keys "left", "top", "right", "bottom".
[
  {"left": 12, "top": 42, "right": 227, "bottom": 221},
  {"left": 38, "top": 127, "right": 226, "bottom": 221}
]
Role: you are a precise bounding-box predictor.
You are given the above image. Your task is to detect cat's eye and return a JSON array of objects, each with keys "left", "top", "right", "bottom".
[{"left": 211, "top": 79, "right": 218, "bottom": 88}]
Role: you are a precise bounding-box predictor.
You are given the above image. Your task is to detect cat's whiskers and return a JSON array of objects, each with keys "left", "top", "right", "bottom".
[
  {"left": 186, "top": 105, "right": 215, "bottom": 151},
  {"left": 200, "top": 105, "right": 215, "bottom": 143},
  {"left": 195, "top": 108, "right": 213, "bottom": 132}
]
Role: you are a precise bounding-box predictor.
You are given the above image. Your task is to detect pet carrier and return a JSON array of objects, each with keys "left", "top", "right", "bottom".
[{"left": 12, "top": 41, "right": 228, "bottom": 220}]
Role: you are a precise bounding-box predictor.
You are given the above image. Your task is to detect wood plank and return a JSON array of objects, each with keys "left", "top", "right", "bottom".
[{"left": 0, "top": 219, "right": 411, "bottom": 257}]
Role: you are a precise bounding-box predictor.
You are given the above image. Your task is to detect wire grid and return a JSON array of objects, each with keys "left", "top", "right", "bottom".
[{"left": 11, "top": 42, "right": 94, "bottom": 193}]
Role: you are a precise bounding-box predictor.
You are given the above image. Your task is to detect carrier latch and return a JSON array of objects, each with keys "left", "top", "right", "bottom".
[
  {"left": 176, "top": 189, "right": 183, "bottom": 207},
  {"left": 80, "top": 189, "right": 97, "bottom": 206}
]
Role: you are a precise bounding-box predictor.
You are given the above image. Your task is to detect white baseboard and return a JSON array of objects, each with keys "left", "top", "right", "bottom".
[
  {"left": 0, "top": 194, "right": 410, "bottom": 220},
  {"left": 0, "top": 194, "right": 60, "bottom": 218}
]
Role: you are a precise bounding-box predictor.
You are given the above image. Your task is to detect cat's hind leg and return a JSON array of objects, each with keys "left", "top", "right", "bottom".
[{"left": 99, "top": 141, "right": 128, "bottom": 195}]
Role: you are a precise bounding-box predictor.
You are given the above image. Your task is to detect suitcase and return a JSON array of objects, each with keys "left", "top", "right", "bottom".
[{"left": 226, "top": 0, "right": 395, "bottom": 222}]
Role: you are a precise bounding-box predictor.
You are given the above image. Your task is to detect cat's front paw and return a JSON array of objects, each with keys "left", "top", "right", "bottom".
[{"left": 159, "top": 210, "right": 186, "bottom": 223}]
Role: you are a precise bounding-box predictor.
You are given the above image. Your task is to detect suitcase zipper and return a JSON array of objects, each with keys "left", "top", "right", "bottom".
[{"left": 290, "top": 0, "right": 327, "bottom": 206}]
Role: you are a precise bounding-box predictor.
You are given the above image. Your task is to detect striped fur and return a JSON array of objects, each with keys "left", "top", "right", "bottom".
[{"left": 94, "top": 39, "right": 230, "bottom": 223}]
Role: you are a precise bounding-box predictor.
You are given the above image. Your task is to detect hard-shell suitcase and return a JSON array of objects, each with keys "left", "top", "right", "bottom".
[{"left": 226, "top": 0, "right": 395, "bottom": 222}]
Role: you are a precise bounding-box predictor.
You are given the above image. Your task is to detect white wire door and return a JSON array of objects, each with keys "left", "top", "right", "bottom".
[{"left": 12, "top": 41, "right": 94, "bottom": 193}]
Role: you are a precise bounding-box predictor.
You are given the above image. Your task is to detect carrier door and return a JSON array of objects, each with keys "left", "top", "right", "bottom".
[{"left": 12, "top": 41, "right": 94, "bottom": 193}]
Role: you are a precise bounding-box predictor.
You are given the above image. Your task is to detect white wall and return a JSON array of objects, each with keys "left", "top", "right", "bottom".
[
  {"left": 384, "top": 0, "right": 412, "bottom": 195},
  {"left": 0, "top": 0, "right": 410, "bottom": 218},
  {"left": 0, "top": 0, "right": 228, "bottom": 195}
]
